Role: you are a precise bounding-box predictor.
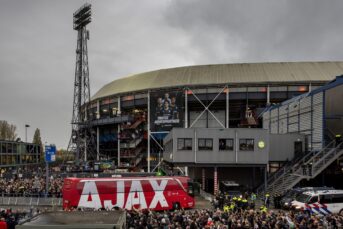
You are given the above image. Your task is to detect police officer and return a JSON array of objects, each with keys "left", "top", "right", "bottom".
[
  {"left": 260, "top": 205, "right": 268, "bottom": 213},
  {"left": 223, "top": 204, "right": 229, "bottom": 212},
  {"left": 265, "top": 193, "right": 270, "bottom": 208},
  {"left": 250, "top": 192, "right": 257, "bottom": 203},
  {"left": 242, "top": 198, "right": 248, "bottom": 210}
]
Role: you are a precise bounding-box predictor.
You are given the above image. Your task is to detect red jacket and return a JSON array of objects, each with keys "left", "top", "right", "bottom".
[{"left": 0, "top": 221, "right": 7, "bottom": 229}]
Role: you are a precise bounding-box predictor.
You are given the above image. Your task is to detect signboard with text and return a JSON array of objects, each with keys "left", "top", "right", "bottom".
[
  {"left": 150, "top": 90, "right": 184, "bottom": 131},
  {"left": 45, "top": 145, "right": 56, "bottom": 163}
]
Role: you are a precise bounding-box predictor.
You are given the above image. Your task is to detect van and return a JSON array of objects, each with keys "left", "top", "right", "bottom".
[{"left": 291, "top": 189, "right": 343, "bottom": 215}]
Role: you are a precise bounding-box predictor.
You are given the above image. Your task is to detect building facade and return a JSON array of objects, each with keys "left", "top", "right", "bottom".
[
  {"left": 84, "top": 62, "right": 343, "bottom": 173},
  {"left": 0, "top": 140, "right": 41, "bottom": 167}
]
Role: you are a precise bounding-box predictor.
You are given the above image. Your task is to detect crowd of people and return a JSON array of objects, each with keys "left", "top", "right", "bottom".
[
  {"left": 0, "top": 177, "right": 63, "bottom": 197},
  {"left": 125, "top": 191, "right": 343, "bottom": 229},
  {"left": 126, "top": 208, "right": 343, "bottom": 229}
]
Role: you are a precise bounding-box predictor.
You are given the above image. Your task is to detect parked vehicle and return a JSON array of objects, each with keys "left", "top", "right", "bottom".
[
  {"left": 291, "top": 189, "right": 343, "bottom": 215},
  {"left": 281, "top": 187, "right": 335, "bottom": 209},
  {"left": 63, "top": 176, "right": 195, "bottom": 211}
]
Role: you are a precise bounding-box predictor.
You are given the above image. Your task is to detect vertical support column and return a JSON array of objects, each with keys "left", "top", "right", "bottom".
[
  {"left": 147, "top": 91, "right": 151, "bottom": 172},
  {"left": 214, "top": 167, "right": 218, "bottom": 195},
  {"left": 226, "top": 87, "right": 229, "bottom": 128},
  {"left": 117, "top": 97, "right": 121, "bottom": 167},
  {"left": 84, "top": 140, "right": 87, "bottom": 162},
  {"left": 45, "top": 161, "right": 49, "bottom": 197},
  {"left": 202, "top": 168, "right": 205, "bottom": 190},
  {"left": 96, "top": 127, "right": 99, "bottom": 161},
  {"left": 96, "top": 100, "right": 100, "bottom": 119},
  {"left": 264, "top": 165, "right": 268, "bottom": 193},
  {"left": 185, "top": 89, "right": 188, "bottom": 128},
  {"left": 194, "top": 129, "right": 197, "bottom": 163},
  {"left": 309, "top": 83, "right": 312, "bottom": 92},
  {"left": 184, "top": 89, "right": 188, "bottom": 175},
  {"left": 267, "top": 85, "right": 270, "bottom": 106},
  {"left": 310, "top": 95, "right": 314, "bottom": 151},
  {"left": 235, "top": 130, "right": 238, "bottom": 163}
]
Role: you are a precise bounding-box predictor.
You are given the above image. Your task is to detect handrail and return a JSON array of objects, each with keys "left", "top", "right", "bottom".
[{"left": 256, "top": 139, "right": 336, "bottom": 194}]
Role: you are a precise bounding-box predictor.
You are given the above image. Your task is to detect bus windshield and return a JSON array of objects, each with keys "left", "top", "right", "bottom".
[{"left": 187, "top": 181, "right": 200, "bottom": 197}]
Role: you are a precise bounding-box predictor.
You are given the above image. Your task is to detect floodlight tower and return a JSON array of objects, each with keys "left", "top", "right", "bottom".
[{"left": 67, "top": 3, "right": 96, "bottom": 164}]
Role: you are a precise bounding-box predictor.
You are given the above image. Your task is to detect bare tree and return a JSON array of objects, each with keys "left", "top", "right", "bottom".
[{"left": 0, "top": 120, "right": 18, "bottom": 141}]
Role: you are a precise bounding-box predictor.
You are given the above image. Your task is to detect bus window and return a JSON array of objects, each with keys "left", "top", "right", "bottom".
[{"left": 188, "top": 181, "right": 200, "bottom": 197}]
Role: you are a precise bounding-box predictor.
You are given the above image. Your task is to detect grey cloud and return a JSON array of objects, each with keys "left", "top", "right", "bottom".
[{"left": 1, "top": 0, "right": 343, "bottom": 148}]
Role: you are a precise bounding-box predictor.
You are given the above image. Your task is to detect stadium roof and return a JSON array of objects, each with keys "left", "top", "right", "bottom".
[{"left": 92, "top": 61, "right": 343, "bottom": 100}]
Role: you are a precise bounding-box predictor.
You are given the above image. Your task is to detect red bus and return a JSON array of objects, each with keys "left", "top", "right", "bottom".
[{"left": 62, "top": 176, "right": 196, "bottom": 211}]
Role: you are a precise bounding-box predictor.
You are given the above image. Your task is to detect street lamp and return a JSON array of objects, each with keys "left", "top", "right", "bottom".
[{"left": 25, "top": 124, "right": 30, "bottom": 142}]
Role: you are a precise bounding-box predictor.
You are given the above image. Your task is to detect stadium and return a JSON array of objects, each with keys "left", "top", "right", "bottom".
[{"left": 84, "top": 61, "right": 343, "bottom": 190}]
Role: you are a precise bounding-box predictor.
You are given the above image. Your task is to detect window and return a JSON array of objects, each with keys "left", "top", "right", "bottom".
[
  {"left": 239, "top": 139, "right": 254, "bottom": 151},
  {"left": 198, "top": 138, "right": 213, "bottom": 151},
  {"left": 219, "top": 139, "right": 234, "bottom": 151},
  {"left": 320, "top": 194, "right": 343, "bottom": 204},
  {"left": 177, "top": 138, "right": 192, "bottom": 150}
]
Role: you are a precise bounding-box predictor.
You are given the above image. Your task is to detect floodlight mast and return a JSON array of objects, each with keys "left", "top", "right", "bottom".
[{"left": 67, "top": 3, "right": 97, "bottom": 165}]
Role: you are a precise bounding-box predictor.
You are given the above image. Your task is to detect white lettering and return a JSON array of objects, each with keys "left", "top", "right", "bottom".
[
  {"left": 78, "top": 181, "right": 102, "bottom": 209},
  {"left": 125, "top": 180, "right": 147, "bottom": 210},
  {"left": 149, "top": 179, "right": 169, "bottom": 208},
  {"left": 104, "top": 180, "right": 125, "bottom": 209}
]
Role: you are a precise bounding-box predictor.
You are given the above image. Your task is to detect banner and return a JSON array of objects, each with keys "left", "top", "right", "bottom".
[{"left": 150, "top": 91, "right": 184, "bottom": 131}]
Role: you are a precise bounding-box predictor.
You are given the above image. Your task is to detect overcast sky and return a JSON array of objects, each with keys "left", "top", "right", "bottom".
[{"left": 1, "top": 0, "right": 343, "bottom": 149}]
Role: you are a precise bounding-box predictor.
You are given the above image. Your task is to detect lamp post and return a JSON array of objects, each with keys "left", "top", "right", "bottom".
[{"left": 25, "top": 124, "right": 30, "bottom": 142}]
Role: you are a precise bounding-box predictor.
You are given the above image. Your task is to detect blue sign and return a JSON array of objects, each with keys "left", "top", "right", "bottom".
[{"left": 45, "top": 145, "right": 56, "bottom": 163}]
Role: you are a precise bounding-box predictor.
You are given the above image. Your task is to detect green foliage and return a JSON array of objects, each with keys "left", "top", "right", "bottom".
[{"left": 0, "top": 120, "right": 17, "bottom": 141}]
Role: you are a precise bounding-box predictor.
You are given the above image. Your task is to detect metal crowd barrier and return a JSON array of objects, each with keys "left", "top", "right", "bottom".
[{"left": 0, "top": 194, "right": 62, "bottom": 207}]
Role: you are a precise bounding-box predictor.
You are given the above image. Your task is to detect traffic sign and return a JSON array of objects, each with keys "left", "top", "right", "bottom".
[{"left": 45, "top": 145, "right": 56, "bottom": 163}]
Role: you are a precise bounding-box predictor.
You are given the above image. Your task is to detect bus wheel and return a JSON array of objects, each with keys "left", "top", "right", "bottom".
[{"left": 173, "top": 202, "right": 180, "bottom": 210}]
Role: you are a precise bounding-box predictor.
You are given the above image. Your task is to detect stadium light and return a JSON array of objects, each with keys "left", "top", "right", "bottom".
[{"left": 73, "top": 3, "right": 92, "bottom": 31}]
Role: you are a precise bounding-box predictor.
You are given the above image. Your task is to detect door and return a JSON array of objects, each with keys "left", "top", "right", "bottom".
[{"left": 294, "top": 141, "right": 303, "bottom": 158}]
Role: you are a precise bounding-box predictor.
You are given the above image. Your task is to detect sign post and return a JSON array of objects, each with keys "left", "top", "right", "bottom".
[{"left": 45, "top": 145, "right": 56, "bottom": 197}]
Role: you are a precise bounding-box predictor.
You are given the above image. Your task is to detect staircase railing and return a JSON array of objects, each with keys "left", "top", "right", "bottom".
[{"left": 257, "top": 140, "right": 340, "bottom": 196}]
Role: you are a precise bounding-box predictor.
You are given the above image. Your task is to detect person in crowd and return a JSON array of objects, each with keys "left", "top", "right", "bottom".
[{"left": 0, "top": 217, "right": 6, "bottom": 229}]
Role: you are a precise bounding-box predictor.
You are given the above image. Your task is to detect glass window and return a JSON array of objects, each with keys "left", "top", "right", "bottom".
[
  {"left": 239, "top": 139, "right": 254, "bottom": 151},
  {"left": 219, "top": 139, "right": 234, "bottom": 151},
  {"left": 229, "top": 87, "right": 247, "bottom": 93},
  {"left": 331, "top": 194, "right": 343, "bottom": 203},
  {"left": 198, "top": 138, "right": 213, "bottom": 151},
  {"left": 177, "top": 138, "right": 192, "bottom": 150},
  {"left": 270, "top": 86, "right": 287, "bottom": 92}
]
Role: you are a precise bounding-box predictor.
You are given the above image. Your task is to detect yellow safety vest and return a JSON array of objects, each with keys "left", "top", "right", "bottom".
[{"left": 223, "top": 205, "right": 229, "bottom": 212}]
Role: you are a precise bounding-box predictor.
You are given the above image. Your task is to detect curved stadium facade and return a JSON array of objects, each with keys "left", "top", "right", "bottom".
[{"left": 85, "top": 61, "right": 343, "bottom": 175}]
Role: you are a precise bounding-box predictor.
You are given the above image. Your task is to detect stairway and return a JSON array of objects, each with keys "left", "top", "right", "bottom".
[{"left": 257, "top": 141, "right": 343, "bottom": 197}]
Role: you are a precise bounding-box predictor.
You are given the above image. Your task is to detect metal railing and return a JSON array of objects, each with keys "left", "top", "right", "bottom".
[
  {"left": 257, "top": 140, "right": 342, "bottom": 196},
  {"left": 0, "top": 194, "right": 62, "bottom": 207}
]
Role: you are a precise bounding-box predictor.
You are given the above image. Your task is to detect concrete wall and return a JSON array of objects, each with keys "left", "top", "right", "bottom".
[
  {"left": 163, "top": 128, "right": 269, "bottom": 164},
  {"left": 325, "top": 84, "right": 343, "bottom": 136},
  {"left": 269, "top": 133, "right": 305, "bottom": 161}
]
